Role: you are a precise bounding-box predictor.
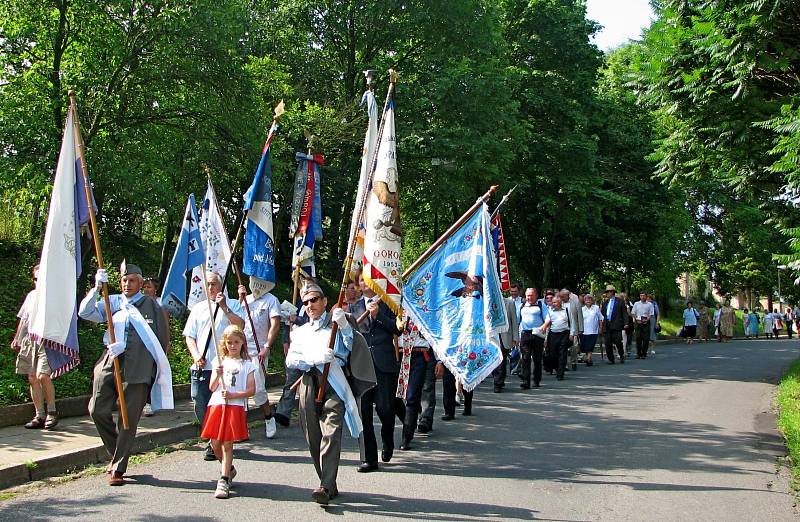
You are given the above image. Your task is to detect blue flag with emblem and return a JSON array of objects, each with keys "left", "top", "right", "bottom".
[
  {"left": 402, "top": 203, "right": 508, "bottom": 391},
  {"left": 160, "top": 194, "right": 205, "bottom": 317},
  {"left": 242, "top": 124, "right": 278, "bottom": 294}
]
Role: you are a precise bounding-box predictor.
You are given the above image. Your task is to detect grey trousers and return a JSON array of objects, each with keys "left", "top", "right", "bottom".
[
  {"left": 299, "top": 372, "right": 344, "bottom": 492},
  {"left": 88, "top": 356, "right": 151, "bottom": 475}
]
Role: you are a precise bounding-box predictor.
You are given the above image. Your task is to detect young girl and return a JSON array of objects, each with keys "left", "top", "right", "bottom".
[{"left": 200, "top": 325, "right": 256, "bottom": 499}]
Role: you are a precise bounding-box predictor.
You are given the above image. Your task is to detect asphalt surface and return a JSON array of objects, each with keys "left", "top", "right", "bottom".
[{"left": 1, "top": 338, "right": 797, "bottom": 521}]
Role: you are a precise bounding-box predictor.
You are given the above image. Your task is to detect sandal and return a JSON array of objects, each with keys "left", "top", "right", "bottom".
[
  {"left": 24, "top": 417, "right": 46, "bottom": 429},
  {"left": 44, "top": 413, "right": 59, "bottom": 429}
]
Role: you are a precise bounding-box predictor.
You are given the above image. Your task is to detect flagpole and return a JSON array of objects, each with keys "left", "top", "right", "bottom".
[
  {"left": 315, "top": 69, "right": 398, "bottom": 411},
  {"left": 402, "top": 185, "right": 499, "bottom": 280},
  {"left": 68, "top": 91, "right": 130, "bottom": 430},
  {"left": 199, "top": 262, "right": 226, "bottom": 402},
  {"left": 490, "top": 184, "right": 517, "bottom": 219},
  {"left": 205, "top": 173, "right": 271, "bottom": 407}
]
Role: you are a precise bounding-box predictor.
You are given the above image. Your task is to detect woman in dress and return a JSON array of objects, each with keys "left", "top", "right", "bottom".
[
  {"left": 697, "top": 303, "right": 711, "bottom": 342},
  {"left": 719, "top": 301, "right": 735, "bottom": 342}
]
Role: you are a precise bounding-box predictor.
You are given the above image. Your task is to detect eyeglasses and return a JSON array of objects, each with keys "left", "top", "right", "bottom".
[{"left": 302, "top": 296, "right": 322, "bottom": 306}]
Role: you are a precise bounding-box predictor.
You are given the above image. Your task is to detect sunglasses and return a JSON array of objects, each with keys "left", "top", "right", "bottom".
[{"left": 302, "top": 295, "right": 322, "bottom": 306}]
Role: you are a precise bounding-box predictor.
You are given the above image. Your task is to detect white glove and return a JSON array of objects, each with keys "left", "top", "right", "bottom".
[
  {"left": 95, "top": 269, "right": 108, "bottom": 288},
  {"left": 321, "top": 348, "right": 334, "bottom": 364},
  {"left": 331, "top": 308, "right": 349, "bottom": 329},
  {"left": 107, "top": 341, "right": 126, "bottom": 360}
]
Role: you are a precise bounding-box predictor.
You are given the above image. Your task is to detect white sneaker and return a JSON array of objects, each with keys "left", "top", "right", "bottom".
[
  {"left": 143, "top": 404, "right": 154, "bottom": 417},
  {"left": 265, "top": 417, "right": 277, "bottom": 439},
  {"left": 215, "top": 478, "right": 230, "bottom": 499}
]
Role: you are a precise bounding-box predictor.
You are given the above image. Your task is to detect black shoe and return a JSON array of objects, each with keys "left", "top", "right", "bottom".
[
  {"left": 312, "top": 487, "right": 331, "bottom": 504},
  {"left": 357, "top": 462, "right": 378, "bottom": 473},
  {"left": 586, "top": 361, "right": 593, "bottom": 367},
  {"left": 494, "top": 386, "right": 503, "bottom": 393},
  {"left": 399, "top": 440, "right": 412, "bottom": 451},
  {"left": 204, "top": 444, "right": 217, "bottom": 461},
  {"left": 381, "top": 447, "right": 393, "bottom": 462},
  {"left": 533, "top": 383, "right": 540, "bottom": 388},
  {"left": 462, "top": 409, "right": 472, "bottom": 417},
  {"left": 417, "top": 423, "right": 431, "bottom": 434},
  {"left": 520, "top": 383, "right": 530, "bottom": 390},
  {"left": 274, "top": 413, "right": 290, "bottom": 427},
  {"left": 441, "top": 414, "right": 455, "bottom": 421}
]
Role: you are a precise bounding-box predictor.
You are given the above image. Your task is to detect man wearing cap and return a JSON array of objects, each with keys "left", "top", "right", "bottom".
[
  {"left": 236, "top": 278, "right": 281, "bottom": 439},
  {"left": 286, "top": 280, "right": 374, "bottom": 504},
  {"left": 79, "top": 261, "right": 172, "bottom": 486},
  {"left": 183, "top": 271, "right": 245, "bottom": 460},
  {"left": 601, "top": 285, "right": 628, "bottom": 364}
]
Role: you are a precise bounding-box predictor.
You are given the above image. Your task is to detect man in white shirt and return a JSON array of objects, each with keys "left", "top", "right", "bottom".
[
  {"left": 237, "top": 279, "right": 281, "bottom": 439},
  {"left": 183, "top": 271, "right": 245, "bottom": 460},
  {"left": 631, "top": 291, "right": 654, "bottom": 359}
]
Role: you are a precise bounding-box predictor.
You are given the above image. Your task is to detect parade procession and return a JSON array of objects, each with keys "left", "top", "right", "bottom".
[{"left": 4, "top": 1, "right": 800, "bottom": 520}]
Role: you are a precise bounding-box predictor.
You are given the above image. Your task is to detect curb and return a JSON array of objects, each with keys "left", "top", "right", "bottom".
[{"left": 0, "top": 403, "right": 273, "bottom": 491}]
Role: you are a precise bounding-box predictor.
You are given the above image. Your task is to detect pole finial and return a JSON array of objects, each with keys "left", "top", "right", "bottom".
[{"left": 388, "top": 69, "right": 398, "bottom": 84}]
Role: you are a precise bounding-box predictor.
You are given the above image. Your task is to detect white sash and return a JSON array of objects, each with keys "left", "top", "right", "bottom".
[{"left": 113, "top": 304, "right": 174, "bottom": 411}]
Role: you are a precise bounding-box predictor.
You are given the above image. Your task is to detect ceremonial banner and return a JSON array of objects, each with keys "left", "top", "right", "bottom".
[
  {"left": 402, "top": 204, "right": 508, "bottom": 391},
  {"left": 490, "top": 212, "right": 510, "bottom": 291},
  {"left": 344, "top": 89, "right": 379, "bottom": 281},
  {"left": 289, "top": 152, "right": 323, "bottom": 278},
  {"left": 28, "top": 105, "right": 93, "bottom": 378},
  {"left": 160, "top": 194, "right": 205, "bottom": 317},
  {"left": 189, "top": 182, "right": 231, "bottom": 309},
  {"left": 242, "top": 125, "right": 278, "bottom": 295},
  {"left": 362, "top": 96, "right": 402, "bottom": 313}
]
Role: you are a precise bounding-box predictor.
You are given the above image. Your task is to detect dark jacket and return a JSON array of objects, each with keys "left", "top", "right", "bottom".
[
  {"left": 349, "top": 297, "right": 401, "bottom": 374},
  {"left": 601, "top": 296, "right": 629, "bottom": 332}
]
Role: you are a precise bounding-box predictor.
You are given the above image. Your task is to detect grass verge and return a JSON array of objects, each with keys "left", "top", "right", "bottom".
[{"left": 777, "top": 357, "right": 800, "bottom": 493}]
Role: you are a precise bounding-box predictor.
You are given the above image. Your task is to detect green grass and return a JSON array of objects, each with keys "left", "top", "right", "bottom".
[{"left": 777, "top": 357, "right": 800, "bottom": 493}]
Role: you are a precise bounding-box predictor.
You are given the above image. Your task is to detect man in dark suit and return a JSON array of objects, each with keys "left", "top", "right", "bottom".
[
  {"left": 601, "top": 284, "right": 628, "bottom": 364},
  {"left": 350, "top": 273, "right": 402, "bottom": 472}
]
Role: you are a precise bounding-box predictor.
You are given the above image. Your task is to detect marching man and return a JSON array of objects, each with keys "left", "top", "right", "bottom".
[{"left": 79, "top": 261, "right": 172, "bottom": 486}]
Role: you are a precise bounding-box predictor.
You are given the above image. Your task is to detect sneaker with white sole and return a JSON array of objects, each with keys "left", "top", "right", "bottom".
[
  {"left": 265, "top": 417, "right": 277, "bottom": 439},
  {"left": 143, "top": 404, "right": 154, "bottom": 417},
  {"left": 214, "top": 478, "right": 230, "bottom": 499}
]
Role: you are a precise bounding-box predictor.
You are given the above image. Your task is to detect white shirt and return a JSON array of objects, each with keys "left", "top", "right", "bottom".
[
  {"left": 183, "top": 297, "right": 245, "bottom": 370},
  {"left": 207, "top": 358, "right": 256, "bottom": 408},
  {"left": 582, "top": 304, "right": 602, "bottom": 335},
  {"left": 631, "top": 300, "right": 654, "bottom": 322},
  {"left": 243, "top": 292, "right": 280, "bottom": 357},
  {"left": 549, "top": 308, "right": 570, "bottom": 333}
]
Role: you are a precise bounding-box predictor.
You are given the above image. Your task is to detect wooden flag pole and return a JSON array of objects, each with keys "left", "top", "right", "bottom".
[
  {"left": 402, "top": 185, "right": 499, "bottom": 280},
  {"left": 68, "top": 91, "right": 130, "bottom": 430},
  {"left": 315, "top": 70, "right": 398, "bottom": 411}
]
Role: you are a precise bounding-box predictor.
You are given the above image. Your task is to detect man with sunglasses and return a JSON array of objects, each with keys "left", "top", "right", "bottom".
[{"left": 286, "top": 280, "right": 374, "bottom": 504}]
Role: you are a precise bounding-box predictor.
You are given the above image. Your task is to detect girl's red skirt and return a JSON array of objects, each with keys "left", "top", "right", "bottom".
[{"left": 200, "top": 404, "right": 248, "bottom": 441}]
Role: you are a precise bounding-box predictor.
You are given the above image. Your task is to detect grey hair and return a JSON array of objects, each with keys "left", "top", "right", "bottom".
[{"left": 206, "top": 272, "right": 222, "bottom": 285}]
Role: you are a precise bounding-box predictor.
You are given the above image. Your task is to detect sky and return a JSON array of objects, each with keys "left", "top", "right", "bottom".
[{"left": 586, "top": 0, "right": 655, "bottom": 51}]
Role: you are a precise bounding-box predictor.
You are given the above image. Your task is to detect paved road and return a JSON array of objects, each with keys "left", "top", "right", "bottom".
[{"left": 1, "top": 339, "right": 797, "bottom": 521}]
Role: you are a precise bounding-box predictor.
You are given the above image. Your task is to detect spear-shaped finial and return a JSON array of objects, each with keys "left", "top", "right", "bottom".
[{"left": 491, "top": 184, "right": 517, "bottom": 219}]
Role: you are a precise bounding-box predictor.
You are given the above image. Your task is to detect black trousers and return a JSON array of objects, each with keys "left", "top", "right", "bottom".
[
  {"left": 605, "top": 329, "right": 624, "bottom": 362},
  {"left": 549, "top": 330, "right": 571, "bottom": 378},
  {"left": 635, "top": 323, "right": 649, "bottom": 357},
  {"left": 492, "top": 347, "right": 508, "bottom": 389},
  {"left": 443, "top": 368, "right": 473, "bottom": 416},
  {"left": 520, "top": 333, "right": 545, "bottom": 385},
  {"left": 359, "top": 369, "right": 403, "bottom": 465},
  {"left": 402, "top": 351, "right": 427, "bottom": 443},
  {"left": 418, "top": 356, "right": 438, "bottom": 429}
]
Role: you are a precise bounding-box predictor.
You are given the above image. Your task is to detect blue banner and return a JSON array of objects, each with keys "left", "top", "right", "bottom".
[
  {"left": 402, "top": 204, "right": 508, "bottom": 391},
  {"left": 242, "top": 129, "right": 277, "bottom": 292},
  {"left": 160, "top": 194, "right": 205, "bottom": 317}
]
